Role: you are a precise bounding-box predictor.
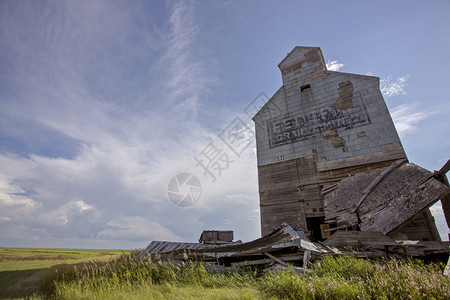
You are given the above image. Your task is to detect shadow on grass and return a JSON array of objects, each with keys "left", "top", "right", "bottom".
[{"left": 0, "top": 268, "right": 46, "bottom": 299}]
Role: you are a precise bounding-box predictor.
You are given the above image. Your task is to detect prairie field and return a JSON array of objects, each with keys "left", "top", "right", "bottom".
[
  {"left": 1, "top": 248, "right": 449, "bottom": 299},
  {"left": 0, "top": 248, "right": 125, "bottom": 299}
]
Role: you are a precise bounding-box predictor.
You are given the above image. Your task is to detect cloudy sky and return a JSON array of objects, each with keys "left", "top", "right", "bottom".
[{"left": 1, "top": 1, "right": 449, "bottom": 249}]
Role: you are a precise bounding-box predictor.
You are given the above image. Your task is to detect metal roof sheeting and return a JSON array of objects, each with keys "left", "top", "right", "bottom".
[{"left": 137, "top": 241, "right": 205, "bottom": 258}]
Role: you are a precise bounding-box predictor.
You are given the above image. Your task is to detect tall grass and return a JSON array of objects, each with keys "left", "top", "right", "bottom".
[
  {"left": 258, "top": 256, "right": 450, "bottom": 299},
  {"left": 41, "top": 251, "right": 450, "bottom": 299},
  {"left": 41, "top": 250, "right": 256, "bottom": 299}
]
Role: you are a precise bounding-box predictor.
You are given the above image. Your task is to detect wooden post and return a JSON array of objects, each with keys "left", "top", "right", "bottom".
[{"left": 303, "top": 250, "right": 311, "bottom": 269}]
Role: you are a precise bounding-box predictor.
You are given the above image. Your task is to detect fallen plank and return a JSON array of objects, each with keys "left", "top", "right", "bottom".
[
  {"left": 352, "top": 158, "right": 405, "bottom": 213},
  {"left": 263, "top": 263, "right": 305, "bottom": 275},
  {"left": 264, "top": 252, "right": 288, "bottom": 267}
]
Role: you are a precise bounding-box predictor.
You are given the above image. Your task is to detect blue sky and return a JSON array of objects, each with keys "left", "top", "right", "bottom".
[{"left": 1, "top": 0, "right": 449, "bottom": 249}]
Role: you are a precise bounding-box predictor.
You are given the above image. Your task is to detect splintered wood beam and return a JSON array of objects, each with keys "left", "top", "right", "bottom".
[
  {"left": 264, "top": 252, "right": 288, "bottom": 267},
  {"left": 231, "top": 253, "right": 306, "bottom": 267},
  {"left": 435, "top": 159, "right": 450, "bottom": 178},
  {"left": 324, "top": 224, "right": 352, "bottom": 232},
  {"left": 352, "top": 158, "right": 406, "bottom": 213}
]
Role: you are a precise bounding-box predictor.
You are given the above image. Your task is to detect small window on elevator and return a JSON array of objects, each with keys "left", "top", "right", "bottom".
[
  {"left": 301, "top": 84, "right": 312, "bottom": 102},
  {"left": 300, "top": 84, "right": 311, "bottom": 92}
]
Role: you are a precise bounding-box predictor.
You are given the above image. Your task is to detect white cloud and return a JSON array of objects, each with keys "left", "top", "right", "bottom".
[
  {"left": 391, "top": 104, "right": 435, "bottom": 136},
  {"left": 380, "top": 75, "right": 408, "bottom": 97},
  {"left": 326, "top": 59, "right": 344, "bottom": 71},
  {"left": 0, "top": 1, "right": 261, "bottom": 248},
  {"left": 38, "top": 200, "right": 97, "bottom": 226},
  {"left": 160, "top": 1, "right": 215, "bottom": 116}
]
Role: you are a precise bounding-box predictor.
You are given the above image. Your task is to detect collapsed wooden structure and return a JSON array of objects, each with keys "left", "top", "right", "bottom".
[{"left": 139, "top": 223, "right": 449, "bottom": 273}]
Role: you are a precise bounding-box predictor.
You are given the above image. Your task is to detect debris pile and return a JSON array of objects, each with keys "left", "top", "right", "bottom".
[{"left": 139, "top": 223, "right": 449, "bottom": 273}]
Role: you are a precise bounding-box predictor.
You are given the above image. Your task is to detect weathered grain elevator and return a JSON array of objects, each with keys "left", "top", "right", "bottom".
[{"left": 253, "top": 46, "right": 446, "bottom": 242}]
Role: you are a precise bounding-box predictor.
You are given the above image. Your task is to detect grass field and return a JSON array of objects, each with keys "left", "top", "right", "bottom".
[
  {"left": 1, "top": 248, "right": 449, "bottom": 299},
  {"left": 0, "top": 248, "right": 126, "bottom": 299}
]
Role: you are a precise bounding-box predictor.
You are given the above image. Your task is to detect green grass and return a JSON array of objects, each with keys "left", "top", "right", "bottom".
[
  {"left": 0, "top": 248, "right": 126, "bottom": 299},
  {"left": 0, "top": 248, "right": 123, "bottom": 271},
  {"left": 52, "top": 283, "right": 265, "bottom": 299},
  {"left": 1, "top": 248, "right": 449, "bottom": 299},
  {"left": 41, "top": 252, "right": 450, "bottom": 300},
  {"left": 258, "top": 256, "right": 450, "bottom": 299},
  {"left": 40, "top": 251, "right": 262, "bottom": 299}
]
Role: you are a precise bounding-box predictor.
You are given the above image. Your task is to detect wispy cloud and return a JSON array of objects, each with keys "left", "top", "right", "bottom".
[
  {"left": 326, "top": 59, "right": 344, "bottom": 71},
  {"left": 391, "top": 104, "right": 435, "bottom": 136},
  {"left": 160, "top": 1, "right": 215, "bottom": 116},
  {"left": 380, "top": 75, "right": 408, "bottom": 97}
]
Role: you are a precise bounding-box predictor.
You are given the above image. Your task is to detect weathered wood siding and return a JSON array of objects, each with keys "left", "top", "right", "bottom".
[
  {"left": 259, "top": 155, "right": 325, "bottom": 236},
  {"left": 389, "top": 210, "right": 441, "bottom": 241}
]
